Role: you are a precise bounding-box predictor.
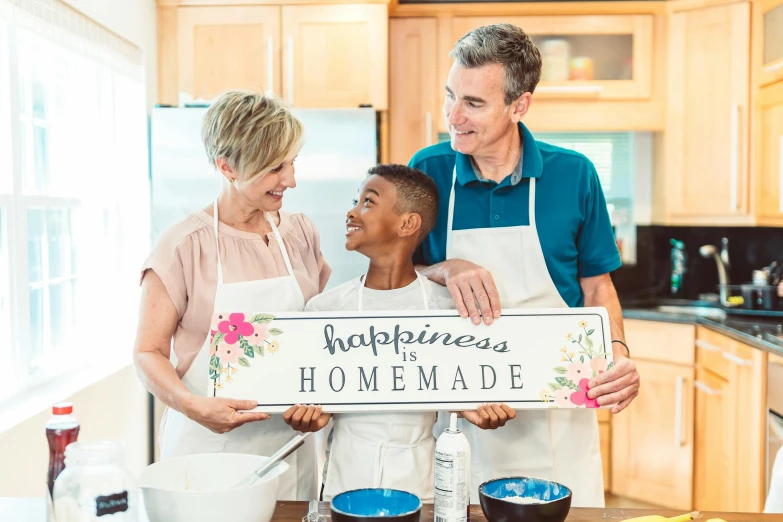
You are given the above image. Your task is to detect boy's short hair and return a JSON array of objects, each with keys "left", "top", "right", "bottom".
[{"left": 367, "top": 164, "right": 439, "bottom": 240}]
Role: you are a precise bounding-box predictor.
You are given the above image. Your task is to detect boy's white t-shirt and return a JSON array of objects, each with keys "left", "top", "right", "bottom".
[{"left": 304, "top": 274, "right": 455, "bottom": 499}]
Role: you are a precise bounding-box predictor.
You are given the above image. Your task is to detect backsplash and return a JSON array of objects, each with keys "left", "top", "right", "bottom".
[{"left": 612, "top": 226, "right": 783, "bottom": 301}]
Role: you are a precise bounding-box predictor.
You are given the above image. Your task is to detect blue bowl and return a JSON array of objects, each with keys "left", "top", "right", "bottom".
[
  {"left": 479, "top": 477, "right": 572, "bottom": 522},
  {"left": 330, "top": 488, "right": 422, "bottom": 522}
]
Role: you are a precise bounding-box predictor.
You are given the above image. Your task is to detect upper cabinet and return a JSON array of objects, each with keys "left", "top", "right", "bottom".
[
  {"left": 173, "top": 6, "right": 282, "bottom": 102},
  {"left": 451, "top": 15, "right": 654, "bottom": 100},
  {"left": 158, "top": 3, "right": 388, "bottom": 109},
  {"left": 756, "top": 0, "right": 783, "bottom": 86},
  {"left": 755, "top": 80, "right": 783, "bottom": 225},
  {"left": 282, "top": 4, "right": 388, "bottom": 109},
  {"left": 389, "top": 17, "right": 439, "bottom": 165},
  {"left": 657, "top": 1, "right": 752, "bottom": 225}
]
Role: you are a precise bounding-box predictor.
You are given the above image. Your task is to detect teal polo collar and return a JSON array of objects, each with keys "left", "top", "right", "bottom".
[{"left": 455, "top": 122, "right": 544, "bottom": 187}]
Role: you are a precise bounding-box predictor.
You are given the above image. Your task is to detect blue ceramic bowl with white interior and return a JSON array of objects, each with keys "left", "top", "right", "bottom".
[
  {"left": 330, "top": 488, "right": 422, "bottom": 522},
  {"left": 479, "top": 477, "right": 572, "bottom": 522}
]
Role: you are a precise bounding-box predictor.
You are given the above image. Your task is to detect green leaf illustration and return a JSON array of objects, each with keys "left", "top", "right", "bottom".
[
  {"left": 209, "top": 355, "right": 219, "bottom": 371},
  {"left": 218, "top": 362, "right": 224, "bottom": 371},
  {"left": 553, "top": 366, "right": 568, "bottom": 375},
  {"left": 607, "top": 361, "right": 615, "bottom": 370},
  {"left": 239, "top": 338, "right": 254, "bottom": 358},
  {"left": 250, "top": 314, "right": 275, "bottom": 324},
  {"left": 268, "top": 328, "right": 283, "bottom": 336},
  {"left": 555, "top": 376, "right": 580, "bottom": 391},
  {"left": 548, "top": 382, "right": 563, "bottom": 391},
  {"left": 578, "top": 334, "right": 582, "bottom": 342},
  {"left": 580, "top": 355, "right": 585, "bottom": 363},
  {"left": 238, "top": 357, "right": 250, "bottom": 368},
  {"left": 587, "top": 329, "right": 595, "bottom": 336},
  {"left": 254, "top": 344, "right": 264, "bottom": 357},
  {"left": 212, "top": 332, "right": 225, "bottom": 347},
  {"left": 244, "top": 346, "right": 254, "bottom": 358},
  {"left": 586, "top": 337, "right": 594, "bottom": 349}
]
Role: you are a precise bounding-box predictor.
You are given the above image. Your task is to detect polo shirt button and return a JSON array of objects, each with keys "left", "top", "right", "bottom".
[{"left": 494, "top": 215, "right": 500, "bottom": 221}]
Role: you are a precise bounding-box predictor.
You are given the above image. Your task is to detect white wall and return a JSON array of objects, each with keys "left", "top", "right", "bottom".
[{"left": 0, "top": 0, "right": 158, "bottom": 497}]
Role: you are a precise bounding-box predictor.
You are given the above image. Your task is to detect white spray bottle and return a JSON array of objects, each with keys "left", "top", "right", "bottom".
[{"left": 434, "top": 412, "right": 471, "bottom": 522}]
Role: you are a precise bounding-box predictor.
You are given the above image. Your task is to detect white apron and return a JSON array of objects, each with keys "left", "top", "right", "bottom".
[
  {"left": 322, "top": 273, "right": 437, "bottom": 502},
  {"left": 158, "top": 200, "right": 317, "bottom": 501},
  {"left": 444, "top": 166, "right": 604, "bottom": 508}
]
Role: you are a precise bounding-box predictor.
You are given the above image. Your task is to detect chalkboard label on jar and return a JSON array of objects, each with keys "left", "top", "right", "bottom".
[{"left": 95, "top": 491, "right": 129, "bottom": 517}]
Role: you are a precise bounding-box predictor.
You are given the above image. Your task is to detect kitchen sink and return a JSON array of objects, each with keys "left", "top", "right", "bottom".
[{"left": 653, "top": 305, "right": 727, "bottom": 320}]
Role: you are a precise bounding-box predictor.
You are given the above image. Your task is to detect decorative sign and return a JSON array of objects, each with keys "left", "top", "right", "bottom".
[{"left": 208, "top": 308, "right": 614, "bottom": 413}]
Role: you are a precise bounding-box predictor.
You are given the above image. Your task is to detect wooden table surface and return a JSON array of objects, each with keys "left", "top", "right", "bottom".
[{"left": 274, "top": 501, "right": 779, "bottom": 521}]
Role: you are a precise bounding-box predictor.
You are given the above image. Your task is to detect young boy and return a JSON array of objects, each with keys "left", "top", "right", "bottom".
[{"left": 296, "top": 164, "right": 454, "bottom": 502}]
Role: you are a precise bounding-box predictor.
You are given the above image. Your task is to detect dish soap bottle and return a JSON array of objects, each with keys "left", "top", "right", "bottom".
[
  {"left": 670, "top": 239, "right": 687, "bottom": 297},
  {"left": 434, "top": 412, "right": 471, "bottom": 522}
]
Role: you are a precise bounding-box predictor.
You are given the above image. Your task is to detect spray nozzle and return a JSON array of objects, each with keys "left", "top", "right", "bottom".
[{"left": 449, "top": 412, "right": 458, "bottom": 432}]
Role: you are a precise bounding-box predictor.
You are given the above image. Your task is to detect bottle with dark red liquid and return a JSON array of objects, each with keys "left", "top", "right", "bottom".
[{"left": 45, "top": 402, "right": 80, "bottom": 497}]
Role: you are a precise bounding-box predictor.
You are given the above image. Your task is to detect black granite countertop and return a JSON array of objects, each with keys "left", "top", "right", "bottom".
[{"left": 621, "top": 298, "right": 783, "bottom": 356}]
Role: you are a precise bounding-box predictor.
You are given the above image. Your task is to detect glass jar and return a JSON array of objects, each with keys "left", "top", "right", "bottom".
[{"left": 53, "top": 441, "right": 138, "bottom": 521}]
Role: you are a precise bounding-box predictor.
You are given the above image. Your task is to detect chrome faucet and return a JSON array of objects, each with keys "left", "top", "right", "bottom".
[{"left": 699, "top": 237, "right": 731, "bottom": 307}]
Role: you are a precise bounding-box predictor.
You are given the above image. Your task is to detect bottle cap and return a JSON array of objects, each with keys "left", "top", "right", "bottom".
[{"left": 52, "top": 402, "right": 73, "bottom": 415}]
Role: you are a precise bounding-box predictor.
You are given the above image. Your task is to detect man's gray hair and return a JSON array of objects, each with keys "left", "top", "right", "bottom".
[{"left": 449, "top": 23, "right": 542, "bottom": 104}]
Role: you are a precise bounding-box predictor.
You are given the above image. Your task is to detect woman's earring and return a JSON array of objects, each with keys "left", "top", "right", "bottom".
[{"left": 229, "top": 178, "right": 235, "bottom": 184}]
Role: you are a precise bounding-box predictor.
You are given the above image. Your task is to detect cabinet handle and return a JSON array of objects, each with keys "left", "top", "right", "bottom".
[
  {"left": 286, "top": 36, "right": 294, "bottom": 104},
  {"left": 764, "top": 61, "right": 783, "bottom": 74},
  {"left": 779, "top": 135, "right": 783, "bottom": 213},
  {"left": 730, "top": 104, "right": 740, "bottom": 211},
  {"left": 535, "top": 85, "right": 603, "bottom": 95},
  {"left": 695, "top": 380, "right": 722, "bottom": 396},
  {"left": 674, "top": 376, "right": 686, "bottom": 447},
  {"left": 266, "top": 36, "right": 274, "bottom": 96},
  {"left": 425, "top": 112, "right": 433, "bottom": 146},
  {"left": 722, "top": 351, "right": 753, "bottom": 366},
  {"left": 695, "top": 339, "right": 721, "bottom": 352}
]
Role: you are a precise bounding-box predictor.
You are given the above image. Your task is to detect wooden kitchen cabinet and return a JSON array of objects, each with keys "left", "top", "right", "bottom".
[
  {"left": 157, "top": 3, "right": 388, "bottom": 109},
  {"left": 389, "top": 17, "right": 440, "bottom": 164},
  {"left": 169, "top": 6, "right": 282, "bottom": 102},
  {"left": 755, "top": 80, "right": 783, "bottom": 225},
  {"left": 282, "top": 4, "right": 388, "bottom": 109},
  {"left": 451, "top": 15, "right": 654, "bottom": 100},
  {"left": 657, "top": 1, "right": 753, "bottom": 225},
  {"left": 755, "top": 0, "right": 783, "bottom": 87},
  {"left": 611, "top": 319, "right": 696, "bottom": 510},
  {"left": 694, "top": 326, "right": 767, "bottom": 513}
]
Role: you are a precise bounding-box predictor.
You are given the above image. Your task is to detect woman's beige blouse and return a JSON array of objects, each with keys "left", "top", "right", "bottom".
[{"left": 141, "top": 210, "right": 331, "bottom": 377}]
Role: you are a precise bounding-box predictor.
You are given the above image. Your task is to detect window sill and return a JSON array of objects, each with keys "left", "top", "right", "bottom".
[{"left": 0, "top": 352, "right": 134, "bottom": 435}]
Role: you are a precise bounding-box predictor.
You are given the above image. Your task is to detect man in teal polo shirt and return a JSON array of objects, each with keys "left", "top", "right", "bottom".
[{"left": 410, "top": 24, "right": 640, "bottom": 507}]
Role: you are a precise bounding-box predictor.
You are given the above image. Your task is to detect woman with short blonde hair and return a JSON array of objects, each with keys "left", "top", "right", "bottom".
[{"left": 134, "top": 90, "right": 330, "bottom": 501}]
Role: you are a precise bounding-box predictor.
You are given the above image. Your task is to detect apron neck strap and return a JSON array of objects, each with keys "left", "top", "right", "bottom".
[
  {"left": 265, "top": 212, "right": 296, "bottom": 278},
  {"left": 357, "top": 272, "right": 430, "bottom": 311},
  {"left": 213, "top": 200, "right": 296, "bottom": 286},
  {"left": 445, "top": 164, "right": 538, "bottom": 260},
  {"left": 213, "top": 199, "right": 224, "bottom": 285}
]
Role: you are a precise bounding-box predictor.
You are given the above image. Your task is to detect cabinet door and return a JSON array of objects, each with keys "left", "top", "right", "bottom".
[
  {"left": 389, "top": 18, "right": 439, "bottom": 165},
  {"left": 756, "top": 81, "right": 783, "bottom": 225},
  {"left": 451, "top": 15, "right": 653, "bottom": 100},
  {"left": 693, "top": 367, "right": 734, "bottom": 511},
  {"left": 666, "top": 2, "right": 751, "bottom": 223},
  {"left": 177, "top": 6, "right": 281, "bottom": 100},
  {"left": 611, "top": 360, "right": 694, "bottom": 510},
  {"left": 756, "top": 0, "right": 783, "bottom": 86},
  {"left": 282, "top": 4, "right": 387, "bottom": 109}
]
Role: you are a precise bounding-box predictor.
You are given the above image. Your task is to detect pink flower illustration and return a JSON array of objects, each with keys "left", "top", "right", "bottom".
[
  {"left": 566, "top": 362, "right": 591, "bottom": 382},
  {"left": 215, "top": 341, "right": 240, "bottom": 364},
  {"left": 554, "top": 388, "right": 572, "bottom": 408},
  {"left": 570, "top": 379, "right": 599, "bottom": 408},
  {"left": 218, "top": 313, "right": 254, "bottom": 344},
  {"left": 211, "top": 313, "right": 228, "bottom": 331},
  {"left": 590, "top": 357, "right": 608, "bottom": 374},
  {"left": 247, "top": 323, "right": 269, "bottom": 346}
]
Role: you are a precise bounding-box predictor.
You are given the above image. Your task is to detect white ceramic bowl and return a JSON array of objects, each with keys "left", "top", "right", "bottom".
[{"left": 139, "top": 453, "right": 289, "bottom": 522}]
